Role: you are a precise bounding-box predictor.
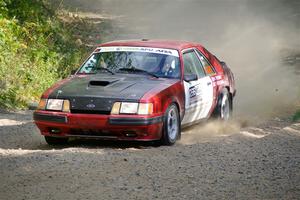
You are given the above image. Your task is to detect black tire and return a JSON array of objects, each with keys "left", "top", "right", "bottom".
[
  {"left": 213, "top": 88, "right": 232, "bottom": 120},
  {"left": 160, "top": 104, "right": 180, "bottom": 145},
  {"left": 44, "top": 136, "right": 68, "bottom": 145}
]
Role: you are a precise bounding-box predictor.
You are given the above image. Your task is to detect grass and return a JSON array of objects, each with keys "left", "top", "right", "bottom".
[{"left": 0, "top": 0, "right": 88, "bottom": 109}]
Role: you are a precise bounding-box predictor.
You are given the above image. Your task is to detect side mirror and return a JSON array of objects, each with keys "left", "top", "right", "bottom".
[
  {"left": 71, "top": 69, "right": 77, "bottom": 75},
  {"left": 184, "top": 74, "right": 198, "bottom": 82}
]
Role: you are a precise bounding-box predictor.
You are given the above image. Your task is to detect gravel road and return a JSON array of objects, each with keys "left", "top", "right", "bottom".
[
  {"left": 0, "top": 111, "right": 299, "bottom": 200},
  {"left": 1, "top": 1, "right": 299, "bottom": 199}
]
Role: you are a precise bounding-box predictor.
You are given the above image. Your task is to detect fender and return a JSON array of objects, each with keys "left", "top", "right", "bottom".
[
  {"left": 41, "top": 76, "right": 74, "bottom": 99},
  {"left": 141, "top": 80, "right": 185, "bottom": 116}
]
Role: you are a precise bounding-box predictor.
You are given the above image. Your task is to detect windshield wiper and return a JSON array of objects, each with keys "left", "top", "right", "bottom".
[
  {"left": 118, "top": 67, "right": 159, "bottom": 78},
  {"left": 95, "top": 67, "right": 115, "bottom": 75}
]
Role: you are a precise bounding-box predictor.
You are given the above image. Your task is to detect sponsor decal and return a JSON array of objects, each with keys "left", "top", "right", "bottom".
[
  {"left": 215, "top": 75, "right": 222, "bottom": 80},
  {"left": 216, "top": 80, "right": 225, "bottom": 86},
  {"left": 182, "top": 76, "right": 214, "bottom": 125},
  {"left": 189, "top": 86, "right": 197, "bottom": 98},
  {"left": 189, "top": 85, "right": 203, "bottom": 105},
  {"left": 96, "top": 46, "right": 179, "bottom": 57}
]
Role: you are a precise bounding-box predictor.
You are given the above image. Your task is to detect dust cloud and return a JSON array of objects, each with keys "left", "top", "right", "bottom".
[
  {"left": 60, "top": 0, "right": 300, "bottom": 135},
  {"left": 61, "top": 0, "right": 300, "bottom": 119},
  {"left": 180, "top": 120, "right": 241, "bottom": 144}
]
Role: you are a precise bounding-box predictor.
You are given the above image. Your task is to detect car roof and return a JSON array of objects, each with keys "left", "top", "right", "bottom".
[{"left": 98, "top": 39, "right": 205, "bottom": 51}]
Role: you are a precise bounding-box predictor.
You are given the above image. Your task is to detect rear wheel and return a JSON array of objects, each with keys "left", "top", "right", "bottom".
[
  {"left": 161, "top": 104, "right": 180, "bottom": 145},
  {"left": 44, "top": 136, "right": 68, "bottom": 145},
  {"left": 213, "top": 88, "right": 232, "bottom": 120}
]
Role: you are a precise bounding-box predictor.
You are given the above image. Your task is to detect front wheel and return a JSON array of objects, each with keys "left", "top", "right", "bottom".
[
  {"left": 160, "top": 104, "right": 180, "bottom": 145},
  {"left": 44, "top": 136, "right": 68, "bottom": 145}
]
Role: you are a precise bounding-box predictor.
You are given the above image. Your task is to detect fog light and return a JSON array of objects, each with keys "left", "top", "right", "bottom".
[
  {"left": 123, "top": 131, "right": 137, "bottom": 137},
  {"left": 49, "top": 128, "right": 61, "bottom": 134}
]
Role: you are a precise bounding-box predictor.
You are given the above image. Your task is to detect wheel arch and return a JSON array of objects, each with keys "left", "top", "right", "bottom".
[
  {"left": 212, "top": 86, "right": 232, "bottom": 118},
  {"left": 162, "top": 97, "right": 182, "bottom": 119}
]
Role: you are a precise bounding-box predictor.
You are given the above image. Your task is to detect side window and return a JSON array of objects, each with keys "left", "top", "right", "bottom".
[
  {"left": 183, "top": 50, "right": 205, "bottom": 78},
  {"left": 195, "top": 49, "right": 216, "bottom": 76}
]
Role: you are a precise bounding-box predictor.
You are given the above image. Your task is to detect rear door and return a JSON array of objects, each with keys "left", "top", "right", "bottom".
[{"left": 181, "top": 49, "right": 214, "bottom": 125}]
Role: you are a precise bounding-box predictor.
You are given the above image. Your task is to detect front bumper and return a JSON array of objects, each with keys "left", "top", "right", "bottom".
[{"left": 33, "top": 111, "right": 164, "bottom": 141}]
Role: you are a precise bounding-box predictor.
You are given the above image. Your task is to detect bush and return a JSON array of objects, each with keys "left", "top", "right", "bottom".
[
  {"left": 292, "top": 110, "right": 300, "bottom": 122},
  {"left": 0, "top": 0, "right": 86, "bottom": 109}
]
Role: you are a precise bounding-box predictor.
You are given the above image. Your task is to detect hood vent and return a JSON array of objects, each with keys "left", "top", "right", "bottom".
[
  {"left": 89, "top": 79, "right": 120, "bottom": 87},
  {"left": 89, "top": 80, "right": 110, "bottom": 86}
]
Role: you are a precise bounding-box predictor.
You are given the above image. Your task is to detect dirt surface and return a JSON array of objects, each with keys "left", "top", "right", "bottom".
[
  {"left": 1, "top": 1, "right": 299, "bottom": 199},
  {"left": 0, "top": 111, "right": 299, "bottom": 200}
]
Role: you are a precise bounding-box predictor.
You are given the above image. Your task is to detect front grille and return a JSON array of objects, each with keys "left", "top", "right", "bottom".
[
  {"left": 70, "top": 128, "right": 114, "bottom": 136},
  {"left": 69, "top": 97, "right": 113, "bottom": 113},
  {"left": 71, "top": 109, "right": 111, "bottom": 115}
]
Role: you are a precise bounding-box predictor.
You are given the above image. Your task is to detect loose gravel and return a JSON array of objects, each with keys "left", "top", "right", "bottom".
[{"left": 0, "top": 111, "right": 299, "bottom": 199}]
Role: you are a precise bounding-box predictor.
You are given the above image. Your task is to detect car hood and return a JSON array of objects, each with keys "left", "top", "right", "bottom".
[{"left": 48, "top": 74, "right": 178, "bottom": 113}]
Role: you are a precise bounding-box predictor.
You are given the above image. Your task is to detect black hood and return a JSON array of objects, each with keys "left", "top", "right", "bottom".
[{"left": 48, "top": 74, "right": 178, "bottom": 113}]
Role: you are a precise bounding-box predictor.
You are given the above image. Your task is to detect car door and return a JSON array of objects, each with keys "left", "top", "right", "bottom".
[
  {"left": 194, "top": 48, "right": 216, "bottom": 119},
  {"left": 181, "top": 49, "right": 214, "bottom": 125}
]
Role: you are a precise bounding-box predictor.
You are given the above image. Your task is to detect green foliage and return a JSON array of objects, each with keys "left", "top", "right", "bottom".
[
  {"left": 292, "top": 110, "right": 300, "bottom": 122},
  {"left": 0, "top": 0, "right": 86, "bottom": 109}
]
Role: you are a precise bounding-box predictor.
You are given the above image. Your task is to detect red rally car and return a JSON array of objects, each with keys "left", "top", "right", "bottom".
[{"left": 34, "top": 40, "right": 236, "bottom": 145}]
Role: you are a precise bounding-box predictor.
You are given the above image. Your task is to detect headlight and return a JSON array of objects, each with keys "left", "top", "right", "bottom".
[
  {"left": 120, "top": 102, "right": 139, "bottom": 114},
  {"left": 46, "top": 99, "right": 64, "bottom": 111},
  {"left": 37, "top": 99, "right": 70, "bottom": 112},
  {"left": 111, "top": 102, "right": 153, "bottom": 115}
]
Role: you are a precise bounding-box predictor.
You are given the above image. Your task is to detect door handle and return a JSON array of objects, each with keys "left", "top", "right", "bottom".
[{"left": 207, "top": 82, "right": 211, "bottom": 86}]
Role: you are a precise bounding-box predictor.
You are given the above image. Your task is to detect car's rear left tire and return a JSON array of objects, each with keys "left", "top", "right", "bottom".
[
  {"left": 160, "top": 104, "right": 180, "bottom": 145},
  {"left": 44, "top": 136, "right": 68, "bottom": 145},
  {"left": 213, "top": 88, "right": 232, "bottom": 120}
]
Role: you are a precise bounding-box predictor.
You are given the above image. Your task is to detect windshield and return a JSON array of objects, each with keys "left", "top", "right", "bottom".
[{"left": 78, "top": 47, "right": 181, "bottom": 79}]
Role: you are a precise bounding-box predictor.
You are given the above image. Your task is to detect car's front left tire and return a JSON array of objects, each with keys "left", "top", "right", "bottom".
[
  {"left": 44, "top": 136, "right": 69, "bottom": 145},
  {"left": 160, "top": 104, "right": 180, "bottom": 145}
]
